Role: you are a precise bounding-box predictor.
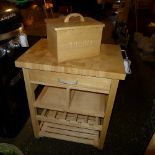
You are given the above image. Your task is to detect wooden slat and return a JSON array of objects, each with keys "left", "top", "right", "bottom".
[
  {"left": 47, "top": 110, "right": 57, "bottom": 118},
  {"left": 37, "top": 115, "right": 102, "bottom": 131},
  {"left": 88, "top": 116, "right": 97, "bottom": 126},
  {"left": 95, "top": 117, "right": 100, "bottom": 125},
  {"left": 39, "top": 131, "right": 96, "bottom": 146},
  {"left": 42, "top": 122, "right": 99, "bottom": 135},
  {"left": 56, "top": 111, "right": 66, "bottom": 120},
  {"left": 36, "top": 110, "right": 102, "bottom": 131},
  {"left": 66, "top": 88, "right": 70, "bottom": 107},
  {"left": 66, "top": 113, "right": 77, "bottom": 123},
  {"left": 39, "top": 109, "right": 47, "bottom": 128},
  {"left": 42, "top": 127, "right": 97, "bottom": 140},
  {"left": 77, "top": 115, "right": 88, "bottom": 123},
  {"left": 39, "top": 122, "right": 99, "bottom": 146}
]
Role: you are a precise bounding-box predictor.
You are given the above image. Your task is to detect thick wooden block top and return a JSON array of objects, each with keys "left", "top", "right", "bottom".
[{"left": 15, "top": 39, "right": 126, "bottom": 80}]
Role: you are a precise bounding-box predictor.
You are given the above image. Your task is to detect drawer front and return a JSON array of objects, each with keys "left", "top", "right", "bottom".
[{"left": 28, "top": 70, "right": 111, "bottom": 94}]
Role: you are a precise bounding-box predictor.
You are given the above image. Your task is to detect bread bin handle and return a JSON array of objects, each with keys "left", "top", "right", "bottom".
[{"left": 64, "top": 13, "right": 85, "bottom": 23}]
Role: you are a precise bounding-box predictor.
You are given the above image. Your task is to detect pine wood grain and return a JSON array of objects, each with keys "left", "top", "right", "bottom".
[
  {"left": 16, "top": 39, "right": 126, "bottom": 148},
  {"left": 15, "top": 39, "right": 126, "bottom": 80}
]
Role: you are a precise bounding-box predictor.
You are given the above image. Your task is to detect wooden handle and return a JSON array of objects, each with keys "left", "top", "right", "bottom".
[{"left": 64, "top": 13, "right": 85, "bottom": 23}]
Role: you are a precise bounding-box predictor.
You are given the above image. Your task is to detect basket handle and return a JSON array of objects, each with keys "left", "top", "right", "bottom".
[{"left": 64, "top": 13, "right": 85, "bottom": 23}]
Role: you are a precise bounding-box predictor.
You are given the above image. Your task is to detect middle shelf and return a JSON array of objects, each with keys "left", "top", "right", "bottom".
[{"left": 35, "top": 86, "right": 107, "bottom": 117}]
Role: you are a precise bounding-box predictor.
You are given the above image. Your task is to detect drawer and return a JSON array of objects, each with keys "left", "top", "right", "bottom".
[{"left": 28, "top": 69, "right": 111, "bottom": 94}]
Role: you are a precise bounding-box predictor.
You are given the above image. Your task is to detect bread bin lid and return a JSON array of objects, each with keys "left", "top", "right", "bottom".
[{"left": 45, "top": 13, "right": 105, "bottom": 31}]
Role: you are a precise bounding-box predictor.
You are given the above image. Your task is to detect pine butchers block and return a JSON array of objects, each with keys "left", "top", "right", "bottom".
[
  {"left": 45, "top": 13, "right": 104, "bottom": 63},
  {"left": 15, "top": 39, "right": 125, "bottom": 80},
  {"left": 15, "top": 39, "right": 126, "bottom": 149}
]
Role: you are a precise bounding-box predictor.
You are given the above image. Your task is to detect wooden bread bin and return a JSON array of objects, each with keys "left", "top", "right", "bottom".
[{"left": 45, "top": 13, "right": 105, "bottom": 63}]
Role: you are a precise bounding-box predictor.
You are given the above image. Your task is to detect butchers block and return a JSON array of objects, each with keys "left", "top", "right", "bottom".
[
  {"left": 45, "top": 13, "right": 105, "bottom": 63},
  {"left": 15, "top": 39, "right": 126, "bottom": 149}
]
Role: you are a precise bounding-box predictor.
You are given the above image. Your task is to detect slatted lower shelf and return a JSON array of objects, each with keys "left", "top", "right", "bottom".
[
  {"left": 39, "top": 122, "right": 99, "bottom": 146},
  {"left": 37, "top": 109, "right": 103, "bottom": 131},
  {"left": 37, "top": 109, "right": 103, "bottom": 146}
]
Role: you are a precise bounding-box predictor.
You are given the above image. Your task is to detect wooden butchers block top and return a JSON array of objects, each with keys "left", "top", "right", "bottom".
[{"left": 15, "top": 39, "right": 126, "bottom": 80}]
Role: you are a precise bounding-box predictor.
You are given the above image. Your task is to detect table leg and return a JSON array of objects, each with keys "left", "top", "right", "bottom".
[
  {"left": 23, "top": 68, "right": 40, "bottom": 138},
  {"left": 98, "top": 79, "right": 119, "bottom": 149}
]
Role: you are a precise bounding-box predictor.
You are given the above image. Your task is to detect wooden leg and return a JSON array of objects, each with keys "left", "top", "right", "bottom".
[
  {"left": 98, "top": 79, "right": 119, "bottom": 149},
  {"left": 145, "top": 133, "right": 155, "bottom": 155},
  {"left": 23, "top": 68, "right": 40, "bottom": 138}
]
